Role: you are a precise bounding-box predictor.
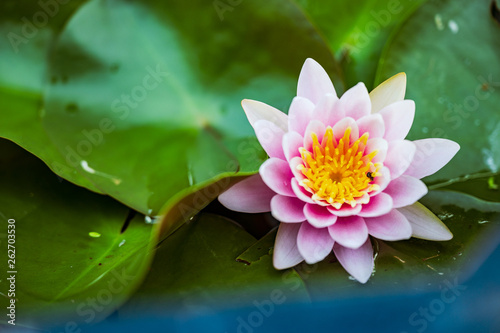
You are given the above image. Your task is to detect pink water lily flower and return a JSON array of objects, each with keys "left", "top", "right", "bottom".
[{"left": 219, "top": 58, "right": 459, "bottom": 283}]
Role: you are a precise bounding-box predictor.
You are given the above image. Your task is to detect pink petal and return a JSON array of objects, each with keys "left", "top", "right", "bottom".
[
  {"left": 297, "top": 58, "right": 336, "bottom": 104},
  {"left": 312, "top": 93, "right": 342, "bottom": 127},
  {"left": 369, "top": 166, "right": 391, "bottom": 196},
  {"left": 242, "top": 99, "right": 288, "bottom": 132},
  {"left": 253, "top": 120, "right": 286, "bottom": 160},
  {"left": 333, "top": 239, "right": 374, "bottom": 284},
  {"left": 379, "top": 100, "right": 415, "bottom": 141},
  {"left": 291, "top": 179, "right": 315, "bottom": 204},
  {"left": 271, "top": 195, "right": 306, "bottom": 223},
  {"left": 282, "top": 131, "right": 304, "bottom": 161},
  {"left": 358, "top": 192, "right": 393, "bottom": 217},
  {"left": 356, "top": 114, "right": 385, "bottom": 138},
  {"left": 364, "top": 209, "right": 412, "bottom": 241},
  {"left": 384, "top": 140, "right": 416, "bottom": 179},
  {"left": 364, "top": 138, "right": 388, "bottom": 163},
  {"left": 288, "top": 97, "right": 315, "bottom": 134},
  {"left": 303, "top": 120, "right": 326, "bottom": 151},
  {"left": 398, "top": 203, "right": 453, "bottom": 241},
  {"left": 327, "top": 204, "right": 362, "bottom": 217},
  {"left": 384, "top": 175, "right": 428, "bottom": 208},
  {"left": 328, "top": 216, "right": 368, "bottom": 249},
  {"left": 404, "top": 139, "right": 460, "bottom": 179},
  {"left": 297, "top": 222, "right": 335, "bottom": 264},
  {"left": 218, "top": 174, "right": 274, "bottom": 213},
  {"left": 303, "top": 203, "right": 338, "bottom": 227},
  {"left": 273, "top": 223, "right": 304, "bottom": 269},
  {"left": 339, "top": 82, "right": 371, "bottom": 120},
  {"left": 260, "top": 158, "right": 294, "bottom": 197},
  {"left": 289, "top": 156, "right": 306, "bottom": 181},
  {"left": 369, "top": 72, "right": 407, "bottom": 113},
  {"left": 332, "top": 117, "right": 359, "bottom": 143}
]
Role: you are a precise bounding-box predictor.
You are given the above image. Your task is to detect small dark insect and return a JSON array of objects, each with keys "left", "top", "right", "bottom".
[{"left": 367, "top": 172, "right": 374, "bottom": 181}]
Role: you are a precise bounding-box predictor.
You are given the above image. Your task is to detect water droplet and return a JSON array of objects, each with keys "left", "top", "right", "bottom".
[
  {"left": 145, "top": 216, "right": 158, "bottom": 224},
  {"left": 438, "top": 212, "right": 454, "bottom": 220},
  {"left": 187, "top": 170, "right": 194, "bottom": 186},
  {"left": 478, "top": 220, "right": 489, "bottom": 224},
  {"left": 119, "top": 239, "right": 126, "bottom": 247},
  {"left": 81, "top": 160, "right": 96, "bottom": 174},
  {"left": 89, "top": 231, "right": 101, "bottom": 238},
  {"left": 448, "top": 20, "right": 459, "bottom": 34},
  {"left": 80, "top": 160, "right": 122, "bottom": 184},
  {"left": 434, "top": 14, "right": 444, "bottom": 30}
]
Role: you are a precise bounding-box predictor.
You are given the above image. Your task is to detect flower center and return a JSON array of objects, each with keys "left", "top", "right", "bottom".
[{"left": 297, "top": 127, "right": 381, "bottom": 209}]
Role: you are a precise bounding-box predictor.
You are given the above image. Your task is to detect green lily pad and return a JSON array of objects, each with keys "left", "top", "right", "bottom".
[
  {"left": 294, "top": 0, "right": 428, "bottom": 88},
  {"left": 0, "top": 139, "right": 156, "bottom": 328},
  {"left": 119, "top": 213, "right": 309, "bottom": 316},
  {"left": 117, "top": 187, "right": 500, "bottom": 308},
  {"left": 0, "top": 0, "right": 102, "bottom": 193},
  {"left": 375, "top": 0, "right": 500, "bottom": 183},
  {"left": 36, "top": 0, "right": 341, "bottom": 216},
  {"left": 237, "top": 228, "right": 278, "bottom": 264},
  {"left": 431, "top": 172, "right": 500, "bottom": 203}
]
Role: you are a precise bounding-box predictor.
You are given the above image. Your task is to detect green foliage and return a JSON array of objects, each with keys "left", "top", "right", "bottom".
[
  {"left": 376, "top": 0, "right": 500, "bottom": 183},
  {"left": 0, "top": 140, "right": 156, "bottom": 327},
  {"left": 0, "top": 0, "right": 499, "bottom": 328}
]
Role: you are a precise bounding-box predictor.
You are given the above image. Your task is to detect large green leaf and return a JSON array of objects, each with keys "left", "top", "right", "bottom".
[
  {"left": 0, "top": 139, "right": 156, "bottom": 328},
  {"left": 115, "top": 189, "right": 500, "bottom": 310},
  {"left": 431, "top": 172, "right": 500, "bottom": 203},
  {"left": 33, "top": 0, "right": 342, "bottom": 216},
  {"left": 294, "top": 0, "right": 428, "bottom": 88},
  {"left": 0, "top": 0, "right": 101, "bottom": 193},
  {"left": 119, "top": 213, "right": 309, "bottom": 316},
  {"left": 375, "top": 0, "right": 500, "bottom": 183}
]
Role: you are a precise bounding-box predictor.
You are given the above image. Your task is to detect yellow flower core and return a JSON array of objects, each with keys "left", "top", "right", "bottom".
[{"left": 298, "top": 127, "right": 381, "bottom": 209}]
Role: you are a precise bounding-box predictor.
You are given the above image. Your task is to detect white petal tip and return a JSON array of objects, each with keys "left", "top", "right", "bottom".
[
  {"left": 370, "top": 72, "right": 408, "bottom": 113},
  {"left": 303, "top": 58, "right": 320, "bottom": 67},
  {"left": 399, "top": 203, "right": 454, "bottom": 241},
  {"left": 355, "top": 274, "right": 370, "bottom": 284},
  {"left": 240, "top": 99, "right": 288, "bottom": 131},
  {"left": 419, "top": 229, "right": 453, "bottom": 241},
  {"left": 272, "top": 255, "right": 304, "bottom": 270},
  {"left": 272, "top": 262, "right": 290, "bottom": 270},
  {"left": 241, "top": 98, "right": 255, "bottom": 108}
]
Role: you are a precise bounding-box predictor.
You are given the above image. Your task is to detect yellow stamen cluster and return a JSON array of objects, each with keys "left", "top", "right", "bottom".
[{"left": 298, "top": 127, "right": 381, "bottom": 209}]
